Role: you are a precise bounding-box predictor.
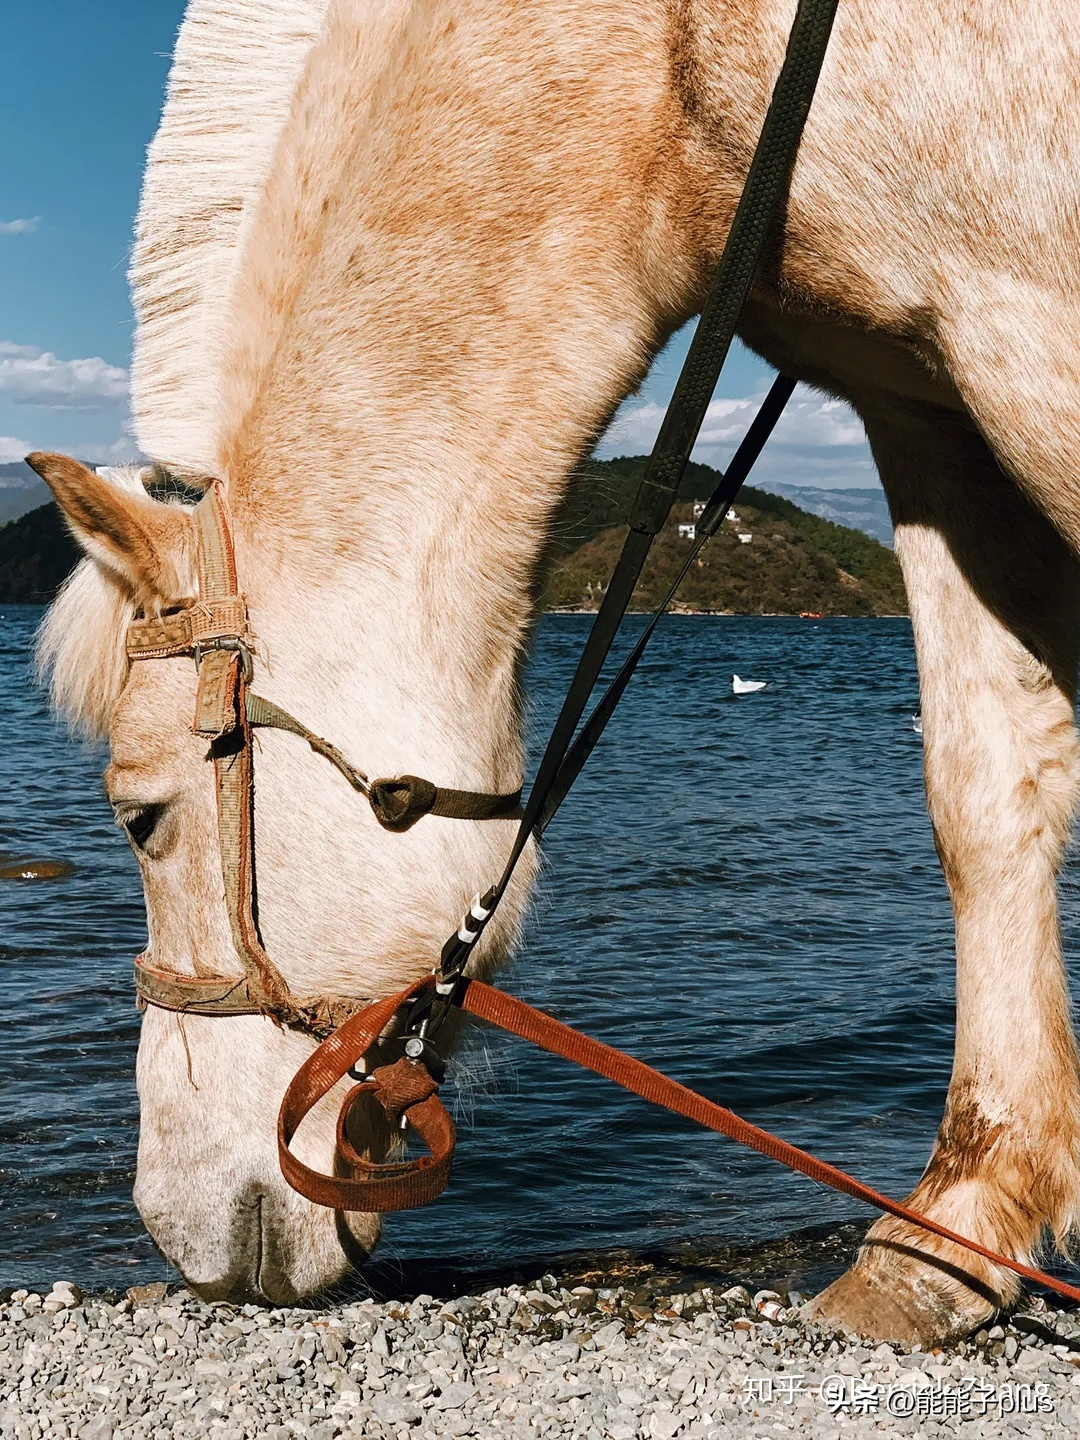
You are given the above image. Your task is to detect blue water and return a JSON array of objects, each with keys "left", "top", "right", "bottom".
[{"left": 0, "top": 608, "right": 1014, "bottom": 1294}]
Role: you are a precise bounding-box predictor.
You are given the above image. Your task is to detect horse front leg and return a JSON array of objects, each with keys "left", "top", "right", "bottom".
[{"left": 806, "top": 401, "right": 1080, "bottom": 1347}]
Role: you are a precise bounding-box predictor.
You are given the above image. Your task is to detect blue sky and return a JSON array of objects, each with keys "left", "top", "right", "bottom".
[
  {"left": 0, "top": 1, "right": 877, "bottom": 488},
  {"left": 0, "top": 3, "right": 180, "bottom": 460}
]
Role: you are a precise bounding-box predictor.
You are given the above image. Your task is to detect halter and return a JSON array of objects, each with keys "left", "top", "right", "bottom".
[{"left": 127, "top": 481, "right": 522, "bottom": 1039}]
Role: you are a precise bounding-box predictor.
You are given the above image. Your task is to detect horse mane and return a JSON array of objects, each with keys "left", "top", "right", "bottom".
[
  {"left": 130, "top": 0, "right": 330, "bottom": 473},
  {"left": 42, "top": 1, "right": 334, "bottom": 730}
]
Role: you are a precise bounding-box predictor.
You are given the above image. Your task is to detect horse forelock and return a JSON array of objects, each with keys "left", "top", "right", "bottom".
[
  {"left": 36, "top": 467, "right": 149, "bottom": 738},
  {"left": 130, "top": 0, "right": 332, "bottom": 474}
]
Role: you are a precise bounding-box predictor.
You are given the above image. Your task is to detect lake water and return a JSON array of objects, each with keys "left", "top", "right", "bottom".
[{"left": 4, "top": 608, "right": 1069, "bottom": 1299}]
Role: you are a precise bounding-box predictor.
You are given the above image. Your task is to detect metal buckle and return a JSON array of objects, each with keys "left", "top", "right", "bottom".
[
  {"left": 347, "top": 1031, "right": 446, "bottom": 1085},
  {"left": 193, "top": 635, "right": 254, "bottom": 684}
]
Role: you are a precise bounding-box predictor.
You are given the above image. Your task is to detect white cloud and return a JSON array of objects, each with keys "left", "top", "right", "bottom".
[
  {"left": 599, "top": 383, "right": 878, "bottom": 490},
  {"left": 0, "top": 341, "right": 129, "bottom": 410},
  {"left": 78, "top": 432, "right": 144, "bottom": 465},
  {"left": 0, "top": 217, "right": 41, "bottom": 236},
  {"left": 0, "top": 436, "right": 33, "bottom": 463}
]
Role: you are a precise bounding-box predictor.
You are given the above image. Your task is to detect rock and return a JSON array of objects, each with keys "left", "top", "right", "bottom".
[
  {"left": 4, "top": 1270, "right": 1080, "bottom": 1440},
  {"left": 647, "top": 1407, "right": 683, "bottom": 1439},
  {"left": 50, "top": 1280, "right": 83, "bottom": 1303},
  {"left": 0, "top": 857, "right": 76, "bottom": 881},
  {"left": 720, "top": 1286, "right": 751, "bottom": 1307},
  {"left": 434, "top": 1381, "right": 477, "bottom": 1410},
  {"left": 126, "top": 1282, "right": 169, "bottom": 1305},
  {"left": 79, "top": 1418, "right": 113, "bottom": 1440},
  {"left": 370, "top": 1324, "right": 391, "bottom": 1356},
  {"left": 373, "top": 1394, "right": 424, "bottom": 1424}
]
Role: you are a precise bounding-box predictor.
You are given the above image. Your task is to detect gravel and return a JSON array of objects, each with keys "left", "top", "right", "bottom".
[{"left": 3, "top": 1273, "right": 1080, "bottom": 1439}]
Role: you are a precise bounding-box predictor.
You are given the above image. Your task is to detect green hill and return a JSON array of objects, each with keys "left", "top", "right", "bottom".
[
  {"left": 544, "top": 457, "right": 906, "bottom": 616},
  {"left": 0, "top": 466, "right": 907, "bottom": 617},
  {"left": 0, "top": 501, "right": 79, "bottom": 603}
]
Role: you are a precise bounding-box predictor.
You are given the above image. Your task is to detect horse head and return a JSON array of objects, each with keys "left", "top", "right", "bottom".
[{"left": 32, "top": 447, "right": 535, "bottom": 1300}]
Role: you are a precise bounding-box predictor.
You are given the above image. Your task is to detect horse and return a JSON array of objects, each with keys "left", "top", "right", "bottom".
[{"left": 28, "top": 0, "right": 1080, "bottom": 1345}]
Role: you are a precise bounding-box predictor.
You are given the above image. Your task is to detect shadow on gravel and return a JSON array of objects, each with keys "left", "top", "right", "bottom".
[{"left": 315, "top": 1218, "right": 873, "bottom": 1307}]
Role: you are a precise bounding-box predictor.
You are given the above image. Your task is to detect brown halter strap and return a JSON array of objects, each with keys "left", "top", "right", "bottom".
[{"left": 128, "top": 480, "right": 522, "bottom": 1037}]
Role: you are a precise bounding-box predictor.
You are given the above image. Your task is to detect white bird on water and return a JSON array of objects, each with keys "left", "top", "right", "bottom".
[{"left": 732, "top": 674, "right": 768, "bottom": 695}]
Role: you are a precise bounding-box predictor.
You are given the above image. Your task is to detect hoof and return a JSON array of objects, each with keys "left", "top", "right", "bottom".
[{"left": 803, "top": 1261, "right": 997, "bottom": 1348}]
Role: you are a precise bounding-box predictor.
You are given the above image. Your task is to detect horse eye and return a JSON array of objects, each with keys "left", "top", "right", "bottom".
[{"left": 116, "top": 803, "right": 165, "bottom": 850}]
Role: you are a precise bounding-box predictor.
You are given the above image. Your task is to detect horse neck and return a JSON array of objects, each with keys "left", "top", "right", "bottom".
[{"left": 212, "top": 0, "right": 715, "bottom": 785}]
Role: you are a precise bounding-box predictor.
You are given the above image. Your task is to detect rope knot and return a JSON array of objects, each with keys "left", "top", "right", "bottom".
[
  {"left": 368, "top": 775, "right": 437, "bottom": 831},
  {"left": 369, "top": 1057, "right": 440, "bottom": 1128}
]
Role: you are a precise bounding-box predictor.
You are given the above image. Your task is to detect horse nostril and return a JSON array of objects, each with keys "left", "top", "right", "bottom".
[{"left": 252, "top": 1191, "right": 265, "bottom": 1298}]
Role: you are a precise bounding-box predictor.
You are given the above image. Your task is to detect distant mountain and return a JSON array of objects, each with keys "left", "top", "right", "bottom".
[
  {"left": 751, "top": 481, "right": 894, "bottom": 546},
  {"left": 0, "top": 461, "right": 50, "bottom": 526},
  {"left": 546, "top": 461, "right": 906, "bottom": 616},
  {"left": 1, "top": 461, "right": 907, "bottom": 616},
  {"left": 0, "top": 502, "right": 78, "bottom": 603}
]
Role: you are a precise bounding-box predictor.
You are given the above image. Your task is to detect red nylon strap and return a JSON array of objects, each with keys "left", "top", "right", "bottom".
[
  {"left": 278, "top": 976, "right": 1080, "bottom": 1305},
  {"left": 456, "top": 981, "right": 1080, "bottom": 1306},
  {"left": 278, "top": 979, "right": 455, "bottom": 1212}
]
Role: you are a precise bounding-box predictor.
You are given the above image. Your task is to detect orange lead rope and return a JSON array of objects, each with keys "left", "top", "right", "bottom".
[
  {"left": 279, "top": 976, "right": 1080, "bottom": 1307},
  {"left": 277, "top": 980, "right": 454, "bottom": 1212}
]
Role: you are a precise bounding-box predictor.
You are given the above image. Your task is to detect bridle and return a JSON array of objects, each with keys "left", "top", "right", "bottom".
[
  {"left": 128, "top": 479, "right": 522, "bottom": 1039},
  {"left": 116, "top": 0, "right": 1080, "bottom": 1306}
]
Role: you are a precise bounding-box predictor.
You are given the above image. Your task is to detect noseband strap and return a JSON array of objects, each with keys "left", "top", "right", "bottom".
[{"left": 127, "top": 481, "right": 520, "bottom": 1036}]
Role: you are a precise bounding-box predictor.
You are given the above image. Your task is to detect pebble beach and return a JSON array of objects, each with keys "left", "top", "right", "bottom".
[{"left": 5, "top": 1274, "right": 1080, "bottom": 1440}]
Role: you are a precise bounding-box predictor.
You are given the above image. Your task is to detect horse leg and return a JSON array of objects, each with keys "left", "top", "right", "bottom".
[{"left": 806, "top": 399, "right": 1080, "bottom": 1346}]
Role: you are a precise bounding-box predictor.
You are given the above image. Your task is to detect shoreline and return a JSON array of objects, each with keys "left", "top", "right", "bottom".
[
  {"left": 2, "top": 1220, "right": 874, "bottom": 1310},
  {"left": 1, "top": 604, "right": 913, "bottom": 619},
  {"left": 6, "top": 1269, "right": 1080, "bottom": 1439},
  {"left": 542, "top": 608, "right": 910, "bottom": 618}
]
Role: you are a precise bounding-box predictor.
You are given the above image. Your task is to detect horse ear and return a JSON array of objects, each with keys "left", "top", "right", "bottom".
[{"left": 26, "top": 452, "right": 194, "bottom": 604}]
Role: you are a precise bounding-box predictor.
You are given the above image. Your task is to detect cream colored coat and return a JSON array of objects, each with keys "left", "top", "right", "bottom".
[{"left": 30, "top": 0, "right": 1080, "bottom": 1344}]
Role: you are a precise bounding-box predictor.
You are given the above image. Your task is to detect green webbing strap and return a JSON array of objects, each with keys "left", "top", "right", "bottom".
[
  {"left": 433, "top": 0, "right": 840, "bottom": 986},
  {"left": 245, "top": 692, "right": 371, "bottom": 792},
  {"left": 245, "top": 691, "right": 523, "bottom": 832}
]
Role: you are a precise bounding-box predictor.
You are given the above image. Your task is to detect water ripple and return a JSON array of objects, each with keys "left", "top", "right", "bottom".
[{"left": 4, "top": 607, "right": 1077, "bottom": 1289}]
